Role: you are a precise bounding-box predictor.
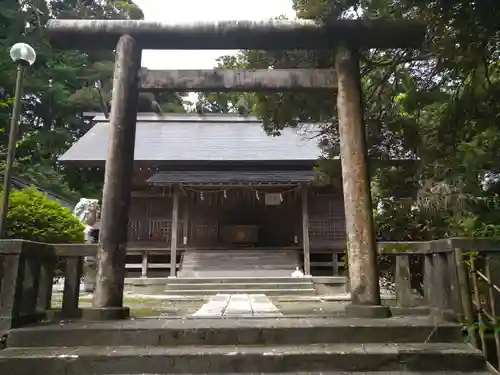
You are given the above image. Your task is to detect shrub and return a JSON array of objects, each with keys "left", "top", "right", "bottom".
[{"left": 3, "top": 186, "right": 84, "bottom": 243}]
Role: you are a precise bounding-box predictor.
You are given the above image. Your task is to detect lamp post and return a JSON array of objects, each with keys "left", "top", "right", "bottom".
[{"left": 0, "top": 43, "right": 36, "bottom": 238}]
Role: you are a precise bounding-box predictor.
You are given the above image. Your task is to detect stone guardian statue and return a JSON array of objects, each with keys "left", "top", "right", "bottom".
[{"left": 72, "top": 198, "right": 100, "bottom": 292}]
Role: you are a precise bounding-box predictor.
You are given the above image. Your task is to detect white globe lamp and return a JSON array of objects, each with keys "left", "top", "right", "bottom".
[{"left": 9, "top": 43, "right": 36, "bottom": 66}]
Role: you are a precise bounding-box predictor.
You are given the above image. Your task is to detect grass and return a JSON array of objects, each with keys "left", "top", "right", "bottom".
[{"left": 50, "top": 293, "right": 207, "bottom": 318}]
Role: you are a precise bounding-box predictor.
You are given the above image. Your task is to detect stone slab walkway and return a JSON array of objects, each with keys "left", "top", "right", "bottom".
[{"left": 192, "top": 294, "right": 282, "bottom": 317}]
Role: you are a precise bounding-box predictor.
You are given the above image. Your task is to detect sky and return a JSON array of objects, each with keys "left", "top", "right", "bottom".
[{"left": 133, "top": 0, "right": 296, "bottom": 70}]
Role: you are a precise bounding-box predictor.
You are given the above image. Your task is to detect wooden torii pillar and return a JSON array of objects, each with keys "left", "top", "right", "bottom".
[{"left": 46, "top": 19, "right": 425, "bottom": 320}]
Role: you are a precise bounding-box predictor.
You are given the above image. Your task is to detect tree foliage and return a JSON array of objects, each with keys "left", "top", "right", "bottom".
[
  {"left": 0, "top": 0, "right": 185, "bottom": 201},
  {"left": 199, "top": 0, "right": 500, "bottom": 239},
  {"left": 4, "top": 186, "right": 84, "bottom": 243}
]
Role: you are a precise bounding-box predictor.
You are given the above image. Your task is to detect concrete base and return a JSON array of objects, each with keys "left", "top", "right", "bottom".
[
  {"left": 344, "top": 304, "right": 392, "bottom": 318},
  {"left": 81, "top": 307, "right": 130, "bottom": 321}
]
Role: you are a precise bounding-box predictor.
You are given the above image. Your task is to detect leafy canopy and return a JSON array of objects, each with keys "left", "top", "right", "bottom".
[
  {"left": 196, "top": 0, "right": 500, "bottom": 239},
  {"left": 0, "top": 0, "right": 186, "bottom": 201}
]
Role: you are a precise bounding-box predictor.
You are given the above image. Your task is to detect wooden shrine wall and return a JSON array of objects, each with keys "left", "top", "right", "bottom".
[
  {"left": 308, "top": 190, "right": 346, "bottom": 246},
  {"left": 126, "top": 186, "right": 346, "bottom": 249},
  {"left": 185, "top": 187, "right": 302, "bottom": 247},
  {"left": 127, "top": 195, "right": 183, "bottom": 246}
]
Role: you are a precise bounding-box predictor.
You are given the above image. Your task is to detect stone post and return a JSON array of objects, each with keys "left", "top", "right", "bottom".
[
  {"left": 83, "top": 256, "right": 97, "bottom": 293},
  {"left": 86, "top": 35, "right": 141, "bottom": 320},
  {"left": 335, "top": 45, "right": 391, "bottom": 318}
]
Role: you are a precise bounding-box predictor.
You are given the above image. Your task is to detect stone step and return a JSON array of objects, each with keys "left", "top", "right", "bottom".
[
  {"left": 162, "top": 288, "right": 317, "bottom": 296},
  {"left": 167, "top": 276, "right": 321, "bottom": 284},
  {"left": 6, "top": 318, "right": 464, "bottom": 348},
  {"left": 179, "top": 249, "right": 300, "bottom": 278},
  {"left": 178, "top": 270, "right": 299, "bottom": 277},
  {"left": 165, "top": 282, "right": 314, "bottom": 291},
  {"left": 183, "top": 258, "right": 298, "bottom": 260},
  {"left": 182, "top": 250, "right": 299, "bottom": 256},
  {"left": 181, "top": 265, "right": 299, "bottom": 269},
  {"left": 124, "top": 277, "right": 339, "bottom": 296},
  {"left": 0, "top": 343, "right": 486, "bottom": 374}
]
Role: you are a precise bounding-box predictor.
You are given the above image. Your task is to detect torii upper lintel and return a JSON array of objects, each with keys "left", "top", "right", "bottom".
[{"left": 46, "top": 19, "right": 426, "bottom": 50}]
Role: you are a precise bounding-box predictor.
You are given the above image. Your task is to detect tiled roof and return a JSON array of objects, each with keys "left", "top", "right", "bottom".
[
  {"left": 147, "top": 170, "right": 320, "bottom": 185},
  {"left": 59, "top": 113, "right": 322, "bottom": 163}
]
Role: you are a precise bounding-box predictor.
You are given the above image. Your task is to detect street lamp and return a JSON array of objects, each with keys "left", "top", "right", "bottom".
[{"left": 0, "top": 43, "right": 36, "bottom": 238}]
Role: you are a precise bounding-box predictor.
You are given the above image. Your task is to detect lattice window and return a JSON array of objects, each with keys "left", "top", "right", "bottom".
[
  {"left": 149, "top": 220, "right": 171, "bottom": 241},
  {"left": 308, "top": 194, "right": 346, "bottom": 240},
  {"left": 128, "top": 219, "right": 141, "bottom": 241},
  {"left": 128, "top": 195, "right": 176, "bottom": 244}
]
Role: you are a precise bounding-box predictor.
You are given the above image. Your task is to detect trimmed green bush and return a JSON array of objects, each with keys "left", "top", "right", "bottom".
[{"left": 3, "top": 186, "right": 84, "bottom": 243}]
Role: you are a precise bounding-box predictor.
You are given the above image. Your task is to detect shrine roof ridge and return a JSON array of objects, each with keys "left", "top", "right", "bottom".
[
  {"left": 46, "top": 19, "right": 426, "bottom": 50},
  {"left": 88, "top": 113, "right": 264, "bottom": 123}
]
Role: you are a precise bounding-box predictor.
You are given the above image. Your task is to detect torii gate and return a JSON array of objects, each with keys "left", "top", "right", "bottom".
[{"left": 47, "top": 18, "right": 425, "bottom": 320}]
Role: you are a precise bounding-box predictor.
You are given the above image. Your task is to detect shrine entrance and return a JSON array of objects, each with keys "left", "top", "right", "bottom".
[{"left": 46, "top": 18, "right": 425, "bottom": 320}]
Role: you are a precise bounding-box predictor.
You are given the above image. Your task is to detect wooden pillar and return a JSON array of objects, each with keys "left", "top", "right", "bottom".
[
  {"left": 89, "top": 35, "right": 141, "bottom": 320},
  {"left": 335, "top": 45, "right": 390, "bottom": 317},
  {"left": 301, "top": 186, "right": 311, "bottom": 276},
  {"left": 170, "top": 187, "right": 180, "bottom": 277},
  {"left": 182, "top": 200, "right": 190, "bottom": 247}
]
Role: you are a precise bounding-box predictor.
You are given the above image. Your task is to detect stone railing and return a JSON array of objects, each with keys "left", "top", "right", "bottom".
[
  {"left": 0, "top": 240, "right": 95, "bottom": 335},
  {"left": 375, "top": 240, "right": 465, "bottom": 317},
  {"left": 446, "top": 238, "right": 500, "bottom": 371},
  {"left": 370, "top": 239, "right": 498, "bottom": 320},
  {"left": 369, "top": 238, "right": 500, "bottom": 372},
  {"left": 0, "top": 237, "right": 499, "bottom": 358}
]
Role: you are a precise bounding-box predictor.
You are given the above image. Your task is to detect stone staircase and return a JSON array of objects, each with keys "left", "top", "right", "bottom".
[
  {"left": 164, "top": 276, "right": 317, "bottom": 296},
  {"left": 0, "top": 316, "right": 490, "bottom": 374},
  {"left": 167, "top": 248, "right": 315, "bottom": 297},
  {"left": 177, "top": 248, "right": 300, "bottom": 278}
]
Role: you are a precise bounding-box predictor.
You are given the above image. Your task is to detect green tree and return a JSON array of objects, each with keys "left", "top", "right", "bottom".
[
  {"left": 209, "top": 0, "right": 500, "bottom": 239},
  {"left": 4, "top": 186, "right": 84, "bottom": 242},
  {"left": 0, "top": 0, "right": 186, "bottom": 201}
]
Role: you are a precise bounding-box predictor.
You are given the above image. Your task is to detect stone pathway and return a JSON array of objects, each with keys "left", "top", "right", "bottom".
[{"left": 192, "top": 294, "right": 282, "bottom": 317}]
